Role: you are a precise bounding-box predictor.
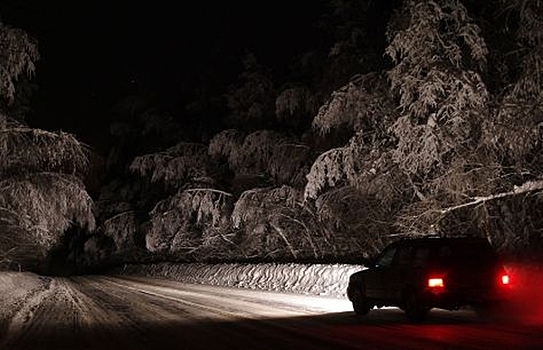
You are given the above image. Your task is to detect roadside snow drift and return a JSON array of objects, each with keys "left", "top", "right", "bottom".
[{"left": 113, "top": 263, "right": 364, "bottom": 299}]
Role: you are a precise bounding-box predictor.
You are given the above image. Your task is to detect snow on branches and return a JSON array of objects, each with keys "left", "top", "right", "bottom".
[
  {"left": 312, "top": 73, "right": 396, "bottom": 136},
  {"left": 386, "top": 0, "right": 488, "bottom": 70},
  {"left": 101, "top": 210, "right": 138, "bottom": 252},
  {"left": 208, "top": 129, "right": 245, "bottom": 165},
  {"left": 231, "top": 186, "right": 300, "bottom": 230},
  {"left": 305, "top": 72, "right": 399, "bottom": 200},
  {"left": 305, "top": 132, "right": 403, "bottom": 203},
  {"left": 209, "top": 129, "right": 312, "bottom": 188},
  {"left": 304, "top": 0, "right": 528, "bottom": 244},
  {"left": 0, "top": 117, "right": 89, "bottom": 176},
  {"left": 130, "top": 142, "right": 213, "bottom": 187},
  {"left": 275, "top": 85, "right": 318, "bottom": 121},
  {"left": 0, "top": 22, "right": 39, "bottom": 103},
  {"left": 489, "top": 0, "right": 543, "bottom": 164},
  {"left": 0, "top": 172, "right": 95, "bottom": 252},
  {"left": 0, "top": 114, "right": 94, "bottom": 268},
  {"left": 304, "top": 147, "right": 349, "bottom": 200},
  {"left": 0, "top": 21, "right": 95, "bottom": 269},
  {"left": 145, "top": 188, "right": 233, "bottom": 254},
  {"left": 233, "top": 130, "right": 287, "bottom": 175},
  {"left": 231, "top": 186, "right": 313, "bottom": 258},
  {"left": 386, "top": 0, "right": 489, "bottom": 176}
]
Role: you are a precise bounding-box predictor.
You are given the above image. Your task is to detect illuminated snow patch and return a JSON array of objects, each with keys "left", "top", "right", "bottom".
[
  {"left": 254, "top": 292, "right": 354, "bottom": 313},
  {"left": 115, "top": 262, "right": 365, "bottom": 299}
]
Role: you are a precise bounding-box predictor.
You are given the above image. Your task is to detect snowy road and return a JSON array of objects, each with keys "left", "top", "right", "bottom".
[{"left": 1, "top": 274, "right": 542, "bottom": 350}]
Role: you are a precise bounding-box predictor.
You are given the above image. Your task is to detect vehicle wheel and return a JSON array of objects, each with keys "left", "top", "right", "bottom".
[
  {"left": 352, "top": 299, "right": 371, "bottom": 315},
  {"left": 403, "top": 289, "right": 430, "bottom": 322},
  {"left": 351, "top": 289, "right": 371, "bottom": 315}
]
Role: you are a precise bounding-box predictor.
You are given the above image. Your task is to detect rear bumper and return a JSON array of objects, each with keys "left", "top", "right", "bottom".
[{"left": 425, "top": 288, "right": 511, "bottom": 310}]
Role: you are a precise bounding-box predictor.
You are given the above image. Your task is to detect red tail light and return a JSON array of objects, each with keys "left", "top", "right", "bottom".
[
  {"left": 428, "top": 278, "right": 444, "bottom": 288},
  {"left": 500, "top": 274, "right": 510, "bottom": 285}
]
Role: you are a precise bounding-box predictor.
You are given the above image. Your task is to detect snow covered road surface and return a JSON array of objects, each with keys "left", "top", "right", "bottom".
[{"left": 1, "top": 273, "right": 543, "bottom": 349}]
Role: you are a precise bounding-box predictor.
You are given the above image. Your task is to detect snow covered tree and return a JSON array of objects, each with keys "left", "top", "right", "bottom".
[
  {"left": 383, "top": 0, "right": 503, "bottom": 234},
  {"left": 0, "top": 21, "right": 39, "bottom": 108},
  {"left": 0, "top": 23, "right": 94, "bottom": 271},
  {"left": 0, "top": 122, "right": 94, "bottom": 269},
  {"left": 129, "top": 141, "right": 238, "bottom": 260},
  {"left": 103, "top": 0, "right": 543, "bottom": 263},
  {"left": 0, "top": 21, "right": 38, "bottom": 121},
  {"left": 477, "top": 0, "right": 543, "bottom": 254},
  {"left": 87, "top": 94, "right": 186, "bottom": 266},
  {"left": 209, "top": 129, "right": 314, "bottom": 190},
  {"left": 128, "top": 124, "right": 321, "bottom": 262},
  {"left": 305, "top": 72, "right": 402, "bottom": 254},
  {"left": 303, "top": 0, "right": 543, "bottom": 255},
  {"left": 381, "top": 0, "right": 543, "bottom": 255},
  {"left": 489, "top": 0, "right": 543, "bottom": 170},
  {"left": 275, "top": 84, "right": 319, "bottom": 133},
  {"left": 231, "top": 186, "right": 310, "bottom": 259},
  {"left": 386, "top": 0, "right": 489, "bottom": 179}
]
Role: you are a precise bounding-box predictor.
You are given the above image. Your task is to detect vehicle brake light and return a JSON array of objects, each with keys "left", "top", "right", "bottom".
[
  {"left": 428, "top": 278, "right": 444, "bottom": 288},
  {"left": 501, "top": 274, "right": 510, "bottom": 285}
]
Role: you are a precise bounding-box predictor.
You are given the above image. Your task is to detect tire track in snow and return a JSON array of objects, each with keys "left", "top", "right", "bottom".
[{"left": 0, "top": 276, "right": 53, "bottom": 347}]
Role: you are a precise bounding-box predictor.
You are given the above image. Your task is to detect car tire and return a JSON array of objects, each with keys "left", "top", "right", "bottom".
[
  {"left": 351, "top": 288, "right": 371, "bottom": 315},
  {"left": 403, "top": 289, "right": 430, "bottom": 322}
]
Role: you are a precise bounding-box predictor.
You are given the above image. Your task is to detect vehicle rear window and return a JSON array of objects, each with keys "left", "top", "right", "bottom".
[
  {"left": 392, "top": 246, "right": 429, "bottom": 268},
  {"left": 412, "top": 247, "right": 430, "bottom": 268},
  {"left": 377, "top": 246, "right": 397, "bottom": 267},
  {"left": 436, "top": 243, "right": 497, "bottom": 266}
]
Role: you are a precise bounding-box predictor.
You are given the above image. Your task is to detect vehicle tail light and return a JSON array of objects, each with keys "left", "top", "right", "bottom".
[
  {"left": 428, "top": 278, "right": 444, "bottom": 288},
  {"left": 500, "top": 274, "right": 510, "bottom": 286}
]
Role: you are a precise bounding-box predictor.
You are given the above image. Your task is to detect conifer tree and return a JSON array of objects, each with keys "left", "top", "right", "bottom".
[{"left": 0, "top": 22, "right": 94, "bottom": 270}]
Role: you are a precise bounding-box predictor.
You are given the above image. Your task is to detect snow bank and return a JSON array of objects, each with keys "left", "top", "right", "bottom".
[
  {"left": 113, "top": 262, "right": 364, "bottom": 298},
  {"left": 0, "top": 272, "right": 50, "bottom": 336}
]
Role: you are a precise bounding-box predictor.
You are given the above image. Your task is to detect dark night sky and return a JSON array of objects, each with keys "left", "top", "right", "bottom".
[{"left": 0, "top": 1, "right": 329, "bottom": 151}]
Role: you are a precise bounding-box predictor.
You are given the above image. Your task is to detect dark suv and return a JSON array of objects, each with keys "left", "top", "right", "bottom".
[{"left": 347, "top": 236, "right": 511, "bottom": 321}]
